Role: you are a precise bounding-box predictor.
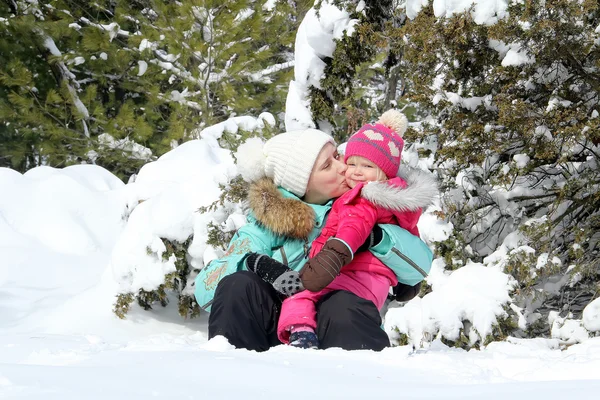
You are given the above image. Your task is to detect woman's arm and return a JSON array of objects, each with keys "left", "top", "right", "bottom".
[
  {"left": 194, "top": 218, "right": 279, "bottom": 311},
  {"left": 370, "top": 224, "right": 433, "bottom": 286}
]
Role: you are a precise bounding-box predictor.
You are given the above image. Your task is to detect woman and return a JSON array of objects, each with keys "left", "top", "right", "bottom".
[{"left": 194, "top": 128, "right": 433, "bottom": 351}]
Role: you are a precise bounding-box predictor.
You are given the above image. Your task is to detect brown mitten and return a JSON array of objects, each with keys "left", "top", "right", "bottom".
[{"left": 300, "top": 238, "right": 353, "bottom": 292}]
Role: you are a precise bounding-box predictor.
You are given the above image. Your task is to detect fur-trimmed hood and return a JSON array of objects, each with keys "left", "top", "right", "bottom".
[
  {"left": 247, "top": 178, "right": 317, "bottom": 240},
  {"left": 361, "top": 165, "right": 438, "bottom": 212},
  {"left": 247, "top": 167, "right": 439, "bottom": 240}
]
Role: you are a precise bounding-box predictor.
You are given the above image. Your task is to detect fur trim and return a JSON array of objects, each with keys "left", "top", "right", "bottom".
[
  {"left": 248, "top": 178, "right": 315, "bottom": 239},
  {"left": 362, "top": 166, "right": 439, "bottom": 211},
  {"left": 378, "top": 109, "right": 408, "bottom": 137},
  {"left": 235, "top": 137, "right": 267, "bottom": 182}
]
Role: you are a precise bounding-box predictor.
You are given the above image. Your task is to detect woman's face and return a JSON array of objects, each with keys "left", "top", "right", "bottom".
[{"left": 304, "top": 143, "right": 349, "bottom": 205}]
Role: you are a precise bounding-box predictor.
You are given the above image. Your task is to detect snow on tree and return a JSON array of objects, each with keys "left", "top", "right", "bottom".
[
  {"left": 387, "top": 0, "right": 600, "bottom": 342},
  {"left": 292, "top": 0, "right": 599, "bottom": 346},
  {"left": 112, "top": 113, "right": 275, "bottom": 319},
  {"left": 0, "top": 0, "right": 299, "bottom": 178}
]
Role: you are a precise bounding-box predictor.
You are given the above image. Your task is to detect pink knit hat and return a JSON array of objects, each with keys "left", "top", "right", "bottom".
[{"left": 344, "top": 109, "right": 408, "bottom": 178}]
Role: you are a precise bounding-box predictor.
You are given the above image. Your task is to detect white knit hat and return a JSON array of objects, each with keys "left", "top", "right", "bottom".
[{"left": 235, "top": 129, "right": 334, "bottom": 197}]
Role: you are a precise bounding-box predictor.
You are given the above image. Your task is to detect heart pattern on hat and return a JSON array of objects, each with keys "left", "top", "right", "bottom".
[
  {"left": 363, "top": 129, "right": 384, "bottom": 141},
  {"left": 388, "top": 142, "right": 400, "bottom": 157}
]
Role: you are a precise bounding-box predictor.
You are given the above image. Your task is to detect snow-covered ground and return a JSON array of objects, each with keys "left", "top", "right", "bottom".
[{"left": 2, "top": 129, "right": 600, "bottom": 399}]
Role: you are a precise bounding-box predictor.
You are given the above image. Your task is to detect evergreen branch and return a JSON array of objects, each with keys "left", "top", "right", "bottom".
[
  {"left": 156, "top": 93, "right": 203, "bottom": 112},
  {"left": 248, "top": 61, "right": 294, "bottom": 82},
  {"left": 551, "top": 194, "right": 598, "bottom": 228},
  {"left": 576, "top": 138, "right": 600, "bottom": 160},
  {"left": 27, "top": 88, "right": 73, "bottom": 133},
  {"left": 118, "top": 46, "right": 204, "bottom": 89},
  {"left": 460, "top": 190, "right": 558, "bottom": 214},
  {"left": 471, "top": 216, "right": 507, "bottom": 254},
  {"left": 147, "top": 57, "right": 201, "bottom": 86},
  {"left": 78, "top": 17, "right": 131, "bottom": 40},
  {"left": 505, "top": 192, "right": 559, "bottom": 202},
  {"left": 91, "top": 1, "right": 115, "bottom": 17},
  {"left": 37, "top": 31, "right": 90, "bottom": 138}
]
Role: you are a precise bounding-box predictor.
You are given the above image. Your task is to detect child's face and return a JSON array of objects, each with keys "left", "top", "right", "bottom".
[{"left": 345, "top": 156, "right": 384, "bottom": 188}]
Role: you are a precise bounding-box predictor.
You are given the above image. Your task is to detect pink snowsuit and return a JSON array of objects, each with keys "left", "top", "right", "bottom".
[{"left": 277, "top": 177, "right": 422, "bottom": 343}]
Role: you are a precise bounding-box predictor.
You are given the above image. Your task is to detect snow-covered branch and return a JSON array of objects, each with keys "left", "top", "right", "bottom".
[
  {"left": 78, "top": 17, "right": 130, "bottom": 41},
  {"left": 156, "top": 93, "right": 203, "bottom": 112},
  {"left": 248, "top": 61, "right": 294, "bottom": 82},
  {"left": 39, "top": 32, "right": 90, "bottom": 137}
]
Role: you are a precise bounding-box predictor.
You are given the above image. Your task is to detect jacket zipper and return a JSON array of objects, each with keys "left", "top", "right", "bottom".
[
  {"left": 279, "top": 247, "right": 288, "bottom": 266},
  {"left": 391, "top": 247, "right": 428, "bottom": 278}
]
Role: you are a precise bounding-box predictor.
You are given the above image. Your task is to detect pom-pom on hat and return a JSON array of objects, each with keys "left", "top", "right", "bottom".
[
  {"left": 344, "top": 109, "right": 408, "bottom": 178},
  {"left": 235, "top": 128, "right": 335, "bottom": 197}
]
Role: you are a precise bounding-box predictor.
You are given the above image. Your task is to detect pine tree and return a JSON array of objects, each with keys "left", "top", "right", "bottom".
[
  {"left": 304, "top": 0, "right": 600, "bottom": 343},
  {"left": 1, "top": 0, "right": 298, "bottom": 179},
  {"left": 396, "top": 1, "right": 600, "bottom": 337},
  {"left": 307, "top": 0, "right": 411, "bottom": 142}
]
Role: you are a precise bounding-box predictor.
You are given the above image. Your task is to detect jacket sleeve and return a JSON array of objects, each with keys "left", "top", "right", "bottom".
[
  {"left": 369, "top": 224, "right": 433, "bottom": 286},
  {"left": 193, "top": 217, "right": 280, "bottom": 312},
  {"left": 334, "top": 200, "right": 378, "bottom": 253}
]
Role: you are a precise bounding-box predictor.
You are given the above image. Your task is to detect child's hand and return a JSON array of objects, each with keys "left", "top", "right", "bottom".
[{"left": 299, "top": 238, "right": 353, "bottom": 292}]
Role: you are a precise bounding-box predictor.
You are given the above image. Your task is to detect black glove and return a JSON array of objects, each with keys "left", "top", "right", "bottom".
[
  {"left": 390, "top": 281, "right": 422, "bottom": 302},
  {"left": 356, "top": 225, "right": 384, "bottom": 253},
  {"left": 246, "top": 253, "right": 304, "bottom": 296}
]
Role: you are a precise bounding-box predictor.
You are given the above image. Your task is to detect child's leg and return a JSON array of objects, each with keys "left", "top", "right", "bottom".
[{"left": 277, "top": 289, "right": 329, "bottom": 343}]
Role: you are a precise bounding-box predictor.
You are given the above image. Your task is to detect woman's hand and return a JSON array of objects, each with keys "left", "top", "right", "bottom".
[
  {"left": 355, "top": 225, "right": 384, "bottom": 253},
  {"left": 390, "top": 281, "right": 422, "bottom": 302},
  {"left": 245, "top": 253, "right": 304, "bottom": 296}
]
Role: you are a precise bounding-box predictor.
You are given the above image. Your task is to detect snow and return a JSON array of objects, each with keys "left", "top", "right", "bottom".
[
  {"left": 195, "top": 114, "right": 275, "bottom": 140},
  {"left": 285, "top": 1, "right": 358, "bottom": 131},
  {"left": 102, "top": 22, "right": 121, "bottom": 42},
  {"left": 137, "top": 60, "right": 148, "bottom": 76},
  {"left": 139, "top": 38, "right": 154, "bottom": 52},
  {"left": 490, "top": 40, "right": 536, "bottom": 66},
  {"left": 43, "top": 37, "right": 62, "bottom": 56},
  {"left": 550, "top": 313, "right": 590, "bottom": 344},
  {"left": 96, "top": 133, "right": 152, "bottom": 161},
  {"left": 514, "top": 154, "right": 530, "bottom": 168},
  {"left": 1, "top": 119, "right": 600, "bottom": 398},
  {"left": 406, "top": 0, "right": 509, "bottom": 25},
  {"left": 110, "top": 139, "right": 237, "bottom": 294},
  {"left": 502, "top": 46, "right": 535, "bottom": 67},
  {"left": 385, "top": 260, "right": 517, "bottom": 346},
  {"left": 583, "top": 298, "right": 600, "bottom": 332},
  {"left": 436, "top": 92, "right": 492, "bottom": 111},
  {"left": 263, "top": 0, "right": 277, "bottom": 11}
]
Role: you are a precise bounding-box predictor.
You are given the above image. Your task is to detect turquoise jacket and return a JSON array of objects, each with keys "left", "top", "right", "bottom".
[{"left": 194, "top": 180, "right": 434, "bottom": 311}]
